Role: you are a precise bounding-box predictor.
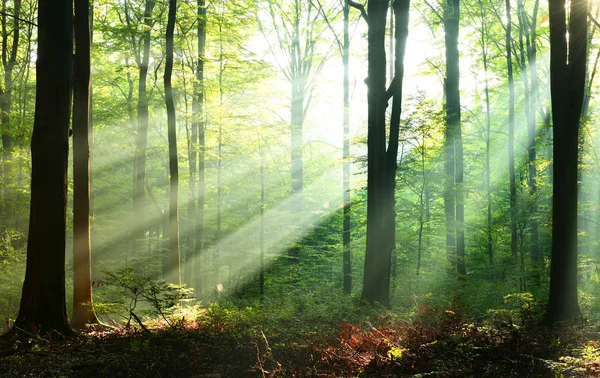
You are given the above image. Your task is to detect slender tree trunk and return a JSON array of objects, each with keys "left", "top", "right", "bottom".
[
  {"left": 526, "top": 0, "right": 541, "bottom": 280},
  {"left": 443, "top": 0, "right": 464, "bottom": 274},
  {"left": 546, "top": 0, "right": 586, "bottom": 324},
  {"left": 505, "top": 0, "right": 518, "bottom": 260},
  {"left": 165, "top": 0, "right": 180, "bottom": 285},
  {"left": 216, "top": 10, "right": 224, "bottom": 284},
  {"left": 478, "top": 2, "right": 493, "bottom": 267},
  {"left": 342, "top": 0, "right": 352, "bottom": 294},
  {"left": 1, "top": 0, "right": 20, "bottom": 221},
  {"left": 72, "top": 0, "right": 100, "bottom": 329},
  {"left": 259, "top": 138, "right": 265, "bottom": 298},
  {"left": 193, "top": 0, "right": 206, "bottom": 296},
  {"left": 14, "top": 0, "right": 73, "bottom": 336},
  {"left": 132, "top": 0, "right": 155, "bottom": 244}
]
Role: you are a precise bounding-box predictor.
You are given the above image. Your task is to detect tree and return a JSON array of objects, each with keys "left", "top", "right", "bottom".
[
  {"left": 14, "top": 0, "right": 73, "bottom": 335},
  {"left": 261, "top": 0, "right": 324, "bottom": 196},
  {"left": 362, "top": 0, "right": 410, "bottom": 305},
  {"left": 546, "top": 0, "right": 587, "bottom": 324},
  {"left": 504, "top": 0, "right": 517, "bottom": 260},
  {"left": 193, "top": 0, "right": 207, "bottom": 296},
  {"left": 342, "top": 0, "right": 351, "bottom": 294},
  {"left": 72, "top": 0, "right": 100, "bottom": 330},
  {"left": 0, "top": 0, "right": 20, "bottom": 220},
  {"left": 443, "top": 0, "right": 465, "bottom": 275},
  {"left": 130, "top": 0, "right": 156, "bottom": 240},
  {"left": 164, "top": 0, "right": 180, "bottom": 285}
]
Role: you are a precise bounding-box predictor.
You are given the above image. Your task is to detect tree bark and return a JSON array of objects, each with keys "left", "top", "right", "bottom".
[
  {"left": 443, "top": 0, "right": 464, "bottom": 275},
  {"left": 0, "top": 0, "right": 20, "bottom": 220},
  {"left": 132, "top": 0, "right": 155, "bottom": 242},
  {"left": 14, "top": 0, "right": 73, "bottom": 336},
  {"left": 342, "top": 0, "right": 352, "bottom": 295},
  {"left": 165, "top": 0, "right": 180, "bottom": 285},
  {"left": 72, "top": 0, "right": 100, "bottom": 330},
  {"left": 546, "top": 0, "right": 586, "bottom": 324},
  {"left": 363, "top": 0, "right": 409, "bottom": 305},
  {"left": 504, "top": 0, "right": 517, "bottom": 261},
  {"left": 193, "top": 0, "right": 206, "bottom": 296}
]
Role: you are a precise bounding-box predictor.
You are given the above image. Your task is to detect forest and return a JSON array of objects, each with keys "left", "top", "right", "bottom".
[{"left": 1, "top": 0, "right": 600, "bottom": 376}]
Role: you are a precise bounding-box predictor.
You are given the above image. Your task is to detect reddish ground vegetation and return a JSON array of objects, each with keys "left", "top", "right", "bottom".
[{"left": 0, "top": 303, "right": 598, "bottom": 377}]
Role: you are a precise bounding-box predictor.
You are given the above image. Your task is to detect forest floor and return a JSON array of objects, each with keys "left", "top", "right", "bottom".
[{"left": 1, "top": 305, "right": 600, "bottom": 377}]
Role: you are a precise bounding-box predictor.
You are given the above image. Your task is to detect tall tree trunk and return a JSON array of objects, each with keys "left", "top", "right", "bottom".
[
  {"left": 14, "top": 0, "right": 73, "bottom": 336},
  {"left": 505, "top": 0, "right": 518, "bottom": 260},
  {"left": 525, "top": 0, "right": 541, "bottom": 280},
  {"left": 216, "top": 9, "right": 224, "bottom": 284},
  {"left": 132, "top": 0, "right": 155, "bottom": 243},
  {"left": 259, "top": 138, "right": 265, "bottom": 298},
  {"left": 72, "top": 0, "right": 100, "bottom": 330},
  {"left": 443, "top": 0, "right": 464, "bottom": 274},
  {"left": 193, "top": 0, "right": 206, "bottom": 296},
  {"left": 165, "top": 0, "right": 180, "bottom": 285},
  {"left": 546, "top": 0, "right": 587, "bottom": 324},
  {"left": 1, "top": 0, "right": 20, "bottom": 221},
  {"left": 342, "top": 0, "right": 352, "bottom": 295},
  {"left": 478, "top": 2, "right": 493, "bottom": 267},
  {"left": 363, "top": 0, "right": 409, "bottom": 305}
]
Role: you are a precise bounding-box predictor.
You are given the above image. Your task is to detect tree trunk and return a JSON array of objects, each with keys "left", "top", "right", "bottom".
[
  {"left": 342, "top": 0, "right": 351, "bottom": 295},
  {"left": 363, "top": 0, "right": 409, "bottom": 305},
  {"left": 72, "top": 0, "right": 100, "bottom": 330},
  {"left": 14, "top": 0, "right": 73, "bottom": 336},
  {"left": 0, "top": 0, "right": 20, "bottom": 221},
  {"left": 193, "top": 0, "right": 206, "bottom": 297},
  {"left": 546, "top": 0, "right": 586, "bottom": 324},
  {"left": 478, "top": 1, "right": 493, "bottom": 267},
  {"left": 504, "top": 0, "right": 518, "bottom": 261},
  {"left": 443, "top": 0, "right": 464, "bottom": 274},
  {"left": 165, "top": 0, "right": 180, "bottom": 285},
  {"left": 132, "top": 0, "right": 155, "bottom": 243}
]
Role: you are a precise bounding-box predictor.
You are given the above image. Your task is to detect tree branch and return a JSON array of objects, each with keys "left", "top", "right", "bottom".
[
  {"left": 0, "top": 11, "right": 36, "bottom": 27},
  {"left": 348, "top": 0, "right": 368, "bottom": 24}
]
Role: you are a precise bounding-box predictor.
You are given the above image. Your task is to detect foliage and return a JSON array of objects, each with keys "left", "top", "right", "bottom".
[
  {"left": 94, "top": 268, "right": 194, "bottom": 331},
  {"left": 0, "top": 229, "right": 26, "bottom": 332}
]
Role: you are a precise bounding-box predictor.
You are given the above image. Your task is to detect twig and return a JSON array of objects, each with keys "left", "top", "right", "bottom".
[{"left": 0, "top": 11, "right": 36, "bottom": 27}]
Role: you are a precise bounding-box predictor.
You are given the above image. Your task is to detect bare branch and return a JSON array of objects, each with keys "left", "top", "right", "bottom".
[
  {"left": 348, "top": 0, "right": 369, "bottom": 24},
  {"left": 0, "top": 11, "right": 35, "bottom": 27}
]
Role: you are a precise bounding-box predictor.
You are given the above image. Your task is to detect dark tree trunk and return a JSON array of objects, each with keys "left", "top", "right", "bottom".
[
  {"left": 546, "top": 0, "right": 586, "bottom": 325},
  {"left": 14, "top": 0, "right": 73, "bottom": 336},
  {"left": 72, "top": 0, "right": 100, "bottom": 330},
  {"left": 443, "top": 0, "right": 464, "bottom": 274},
  {"left": 363, "top": 0, "right": 409, "bottom": 305},
  {"left": 165, "top": 0, "right": 180, "bottom": 285}
]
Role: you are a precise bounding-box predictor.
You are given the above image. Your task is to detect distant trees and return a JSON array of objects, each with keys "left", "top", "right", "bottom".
[
  {"left": 14, "top": 0, "right": 73, "bottom": 335},
  {"left": 262, "top": 0, "right": 324, "bottom": 197}
]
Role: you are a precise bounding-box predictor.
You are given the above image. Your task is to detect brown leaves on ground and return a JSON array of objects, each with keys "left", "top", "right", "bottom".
[{"left": 0, "top": 306, "right": 599, "bottom": 378}]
